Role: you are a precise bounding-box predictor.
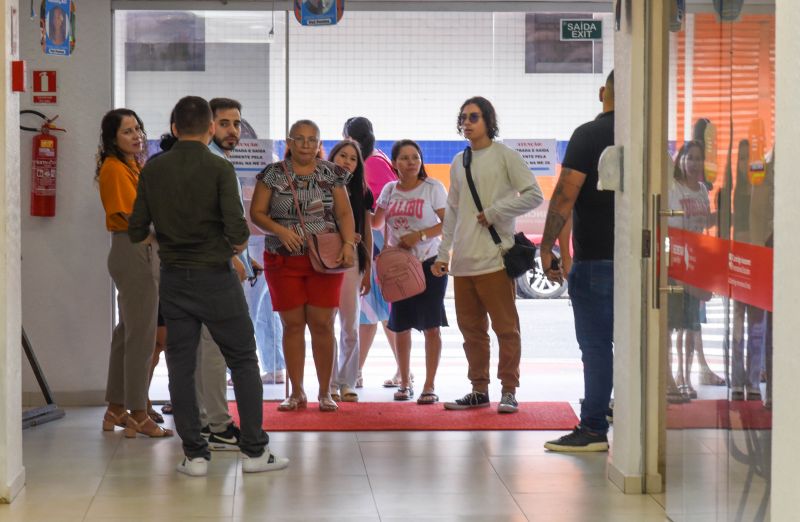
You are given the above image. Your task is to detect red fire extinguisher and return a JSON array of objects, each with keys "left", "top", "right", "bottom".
[{"left": 22, "top": 111, "right": 66, "bottom": 216}]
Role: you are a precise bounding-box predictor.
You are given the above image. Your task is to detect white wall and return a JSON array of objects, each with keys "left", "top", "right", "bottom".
[
  {"left": 119, "top": 11, "right": 274, "bottom": 138},
  {"left": 771, "top": 1, "right": 799, "bottom": 519},
  {"left": 0, "top": 0, "right": 25, "bottom": 502},
  {"left": 115, "top": 10, "right": 614, "bottom": 143},
  {"left": 20, "top": 0, "right": 113, "bottom": 405},
  {"left": 286, "top": 11, "right": 614, "bottom": 141}
]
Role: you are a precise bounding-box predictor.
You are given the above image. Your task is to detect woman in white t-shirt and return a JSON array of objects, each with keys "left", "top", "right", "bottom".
[
  {"left": 667, "top": 140, "right": 722, "bottom": 401},
  {"left": 372, "top": 140, "right": 449, "bottom": 404}
]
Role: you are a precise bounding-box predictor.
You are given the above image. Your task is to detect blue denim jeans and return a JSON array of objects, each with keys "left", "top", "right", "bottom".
[
  {"left": 568, "top": 260, "right": 614, "bottom": 434},
  {"left": 243, "top": 275, "right": 285, "bottom": 373}
]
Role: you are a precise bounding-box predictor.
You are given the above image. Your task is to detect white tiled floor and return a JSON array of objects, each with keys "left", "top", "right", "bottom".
[{"left": 1, "top": 407, "right": 670, "bottom": 522}]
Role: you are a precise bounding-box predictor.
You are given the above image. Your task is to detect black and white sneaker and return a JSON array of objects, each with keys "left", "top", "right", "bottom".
[
  {"left": 497, "top": 392, "right": 519, "bottom": 414},
  {"left": 208, "top": 423, "right": 241, "bottom": 451},
  {"left": 444, "top": 391, "right": 490, "bottom": 410},
  {"left": 544, "top": 425, "right": 609, "bottom": 452}
]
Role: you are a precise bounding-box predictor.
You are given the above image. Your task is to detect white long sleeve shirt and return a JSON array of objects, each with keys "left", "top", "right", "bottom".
[{"left": 437, "top": 142, "right": 544, "bottom": 276}]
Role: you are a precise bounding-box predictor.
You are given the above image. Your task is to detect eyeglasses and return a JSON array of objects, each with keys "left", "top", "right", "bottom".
[
  {"left": 288, "top": 136, "right": 320, "bottom": 147},
  {"left": 458, "top": 112, "right": 481, "bottom": 124}
]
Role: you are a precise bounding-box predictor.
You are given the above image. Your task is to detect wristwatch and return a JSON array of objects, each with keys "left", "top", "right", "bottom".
[{"left": 419, "top": 230, "right": 428, "bottom": 241}]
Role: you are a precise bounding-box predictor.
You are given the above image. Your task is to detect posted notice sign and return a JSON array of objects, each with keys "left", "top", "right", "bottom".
[
  {"left": 229, "top": 139, "right": 275, "bottom": 175},
  {"left": 32, "top": 70, "right": 57, "bottom": 104},
  {"left": 504, "top": 139, "right": 557, "bottom": 176},
  {"left": 561, "top": 19, "right": 602, "bottom": 41}
]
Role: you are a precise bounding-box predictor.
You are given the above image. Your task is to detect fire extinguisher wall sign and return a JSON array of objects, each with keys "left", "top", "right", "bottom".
[{"left": 31, "top": 131, "right": 57, "bottom": 216}]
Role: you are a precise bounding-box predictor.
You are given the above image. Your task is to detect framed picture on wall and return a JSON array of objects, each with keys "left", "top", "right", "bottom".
[
  {"left": 125, "top": 12, "right": 205, "bottom": 71},
  {"left": 525, "top": 13, "right": 603, "bottom": 74}
]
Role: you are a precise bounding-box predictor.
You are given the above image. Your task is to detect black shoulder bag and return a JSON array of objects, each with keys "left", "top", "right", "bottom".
[{"left": 462, "top": 146, "right": 536, "bottom": 279}]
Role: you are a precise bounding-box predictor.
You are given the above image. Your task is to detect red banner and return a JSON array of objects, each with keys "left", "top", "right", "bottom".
[{"left": 667, "top": 227, "right": 773, "bottom": 311}]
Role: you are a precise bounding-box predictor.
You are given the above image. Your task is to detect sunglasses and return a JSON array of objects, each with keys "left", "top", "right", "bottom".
[{"left": 458, "top": 112, "right": 481, "bottom": 124}]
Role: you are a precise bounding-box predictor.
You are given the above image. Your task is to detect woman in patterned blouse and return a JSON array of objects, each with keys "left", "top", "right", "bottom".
[{"left": 250, "top": 120, "right": 356, "bottom": 412}]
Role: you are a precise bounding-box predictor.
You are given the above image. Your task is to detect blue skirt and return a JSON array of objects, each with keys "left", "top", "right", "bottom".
[
  {"left": 387, "top": 257, "right": 449, "bottom": 333},
  {"left": 360, "top": 230, "right": 391, "bottom": 324}
]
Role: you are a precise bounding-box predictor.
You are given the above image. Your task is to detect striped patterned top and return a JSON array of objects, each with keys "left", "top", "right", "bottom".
[{"left": 257, "top": 159, "right": 350, "bottom": 256}]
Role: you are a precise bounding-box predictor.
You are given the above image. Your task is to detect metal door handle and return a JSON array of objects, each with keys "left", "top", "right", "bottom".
[
  {"left": 659, "top": 209, "right": 684, "bottom": 217},
  {"left": 659, "top": 285, "right": 684, "bottom": 294}
]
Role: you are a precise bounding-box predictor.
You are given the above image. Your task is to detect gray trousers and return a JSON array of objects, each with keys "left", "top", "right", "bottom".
[
  {"left": 195, "top": 325, "right": 233, "bottom": 432},
  {"left": 105, "top": 233, "right": 158, "bottom": 410},
  {"left": 160, "top": 264, "right": 267, "bottom": 460}
]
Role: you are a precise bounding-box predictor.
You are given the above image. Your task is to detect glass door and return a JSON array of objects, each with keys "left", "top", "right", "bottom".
[{"left": 662, "top": 3, "right": 774, "bottom": 520}]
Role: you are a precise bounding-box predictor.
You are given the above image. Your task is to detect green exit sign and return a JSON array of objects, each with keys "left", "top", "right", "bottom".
[{"left": 560, "top": 19, "right": 602, "bottom": 41}]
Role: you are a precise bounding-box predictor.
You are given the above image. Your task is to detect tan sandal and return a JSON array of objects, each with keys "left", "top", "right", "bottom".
[
  {"left": 341, "top": 386, "right": 359, "bottom": 403},
  {"left": 124, "top": 415, "right": 174, "bottom": 438},
  {"left": 102, "top": 410, "right": 128, "bottom": 432},
  {"left": 277, "top": 395, "right": 307, "bottom": 412},
  {"left": 318, "top": 396, "right": 339, "bottom": 412}
]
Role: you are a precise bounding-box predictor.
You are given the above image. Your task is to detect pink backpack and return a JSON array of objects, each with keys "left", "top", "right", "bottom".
[{"left": 375, "top": 247, "right": 426, "bottom": 303}]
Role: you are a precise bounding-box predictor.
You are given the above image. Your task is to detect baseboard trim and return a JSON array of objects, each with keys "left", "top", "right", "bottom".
[
  {"left": 0, "top": 467, "right": 26, "bottom": 503},
  {"left": 22, "top": 390, "right": 106, "bottom": 407},
  {"left": 608, "top": 462, "right": 644, "bottom": 494}
]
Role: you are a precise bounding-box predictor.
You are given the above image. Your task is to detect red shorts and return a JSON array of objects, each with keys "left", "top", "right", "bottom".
[{"left": 263, "top": 252, "right": 344, "bottom": 312}]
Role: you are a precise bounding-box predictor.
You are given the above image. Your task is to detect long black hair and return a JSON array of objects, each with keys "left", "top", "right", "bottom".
[
  {"left": 328, "top": 139, "right": 370, "bottom": 272},
  {"left": 673, "top": 140, "right": 705, "bottom": 183},
  {"left": 95, "top": 108, "right": 146, "bottom": 180},
  {"left": 342, "top": 116, "right": 375, "bottom": 158}
]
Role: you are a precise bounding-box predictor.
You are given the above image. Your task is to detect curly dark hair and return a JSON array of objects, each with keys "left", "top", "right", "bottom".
[
  {"left": 457, "top": 96, "right": 498, "bottom": 140},
  {"left": 95, "top": 108, "right": 146, "bottom": 180},
  {"left": 390, "top": 139, "right": 428, "bottom": 180}
]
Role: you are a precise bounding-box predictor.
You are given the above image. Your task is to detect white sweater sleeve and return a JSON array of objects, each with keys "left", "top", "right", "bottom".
[
  {"left": 437, "top": 159, "right": 460, "bottom": 264},
  {"left": 483, "top": 147, "right": 544, "bottom": 225}
]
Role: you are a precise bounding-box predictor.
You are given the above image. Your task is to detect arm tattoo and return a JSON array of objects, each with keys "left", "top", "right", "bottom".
[
  {"left": 541, "top": 167, "right": 585, "bottom": 251},
  {"left": 541, "top": 210, "right": 566, "bottom": 252}
]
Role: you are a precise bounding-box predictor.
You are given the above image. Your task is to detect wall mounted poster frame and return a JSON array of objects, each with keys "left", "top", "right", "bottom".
[{"left": 294, "top": 0, "right": 343, "bottom": 26}]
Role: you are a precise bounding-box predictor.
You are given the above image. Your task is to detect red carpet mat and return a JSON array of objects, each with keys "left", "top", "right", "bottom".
[
  {"left": 228, "top": 401, "right": 579, "bottom": 431},
  {"left": 666, "top": 399, "right": 772, "bottom": 430}
]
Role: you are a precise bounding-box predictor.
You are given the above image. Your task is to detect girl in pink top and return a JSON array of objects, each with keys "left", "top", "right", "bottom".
[{"left": 343, "top": 117, "right": 406, "bottom": 389}]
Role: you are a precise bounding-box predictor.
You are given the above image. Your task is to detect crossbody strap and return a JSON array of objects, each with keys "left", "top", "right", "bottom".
[
  {"left": 462, "top": 146, "right": 502, "bottom": 246},
  {"left": 281, "top": 164, "right": 309, "bottom": 240}
]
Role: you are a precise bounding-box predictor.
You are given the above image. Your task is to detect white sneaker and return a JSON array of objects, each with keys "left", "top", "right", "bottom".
[
  {"left": 241, "top": 449, "right": 289, "bottom": 473},
  {"left": 177, "top": 456, "right": 208, "bottom": 477}
]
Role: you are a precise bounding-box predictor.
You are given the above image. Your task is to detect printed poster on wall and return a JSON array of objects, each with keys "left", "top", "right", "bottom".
[
  {"left": 232, "top": 139, "right": 278, "bottom": 213},
  {"left": 41, "top": 0, "right": 73, "bottom": 56},
  {"left": 504, "top": 139, "right": 557, "bottom": 176},
  {"left": 294, "top": 0, "right": 344, "bottom": 26}
]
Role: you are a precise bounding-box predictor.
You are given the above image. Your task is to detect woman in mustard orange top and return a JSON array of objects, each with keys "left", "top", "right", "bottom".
[{"left": 96, "top": 109, "right": 172, "bottom": 438}]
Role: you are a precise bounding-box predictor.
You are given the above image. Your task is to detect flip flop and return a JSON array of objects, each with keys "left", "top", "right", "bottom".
[
  {"left": 416, "top": 392, "right": 439, "bottom": 405},
  {"left": 394, "top": 387, "right": 414, "bottom": 401}
]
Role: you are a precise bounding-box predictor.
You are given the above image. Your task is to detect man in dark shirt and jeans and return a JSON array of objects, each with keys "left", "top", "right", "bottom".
[
  {"left": 129, "top": 96, "right": 288, "bottom": 476},
  {"left": 540, "top": 71, "right": 615, "bottom": 452}
]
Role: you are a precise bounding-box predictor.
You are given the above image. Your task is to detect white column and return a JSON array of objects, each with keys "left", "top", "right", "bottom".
[
  {"left": 609, "top": 0, "right": 669, "bottom": 494},
  {"left": 771, "top": 1, "right": 800, "bottom": 519},
  {"left": 0, "top": 0, "right": 26, "bottom": 503}
]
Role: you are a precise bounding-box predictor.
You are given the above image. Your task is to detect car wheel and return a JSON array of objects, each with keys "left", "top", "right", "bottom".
[{"left": 515, "top": 251, "right": 567, "bottom": 299}]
